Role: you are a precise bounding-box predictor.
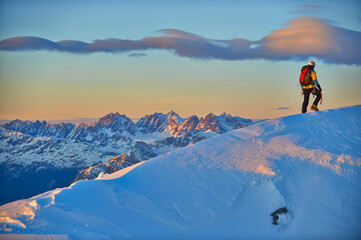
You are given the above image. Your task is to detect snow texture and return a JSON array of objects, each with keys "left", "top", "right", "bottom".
[{"left": 0, "top": 105, "right": 360, "bottom": 239}]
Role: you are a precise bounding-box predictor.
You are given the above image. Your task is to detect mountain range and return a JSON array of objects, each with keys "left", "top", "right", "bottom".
[
  {"left": 0, "top": 111, "right": 252, "bottom": 205},
  {"left": 0, "top": 106, "right": 360, "bottom": 239}
]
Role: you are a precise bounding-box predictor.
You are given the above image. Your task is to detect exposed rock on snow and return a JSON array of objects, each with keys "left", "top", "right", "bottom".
[{"left": 271, "top": 207, "right": 289, "bottom": 225}]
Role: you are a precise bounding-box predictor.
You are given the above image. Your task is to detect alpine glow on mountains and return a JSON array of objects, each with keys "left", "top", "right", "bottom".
[
  {"left": 0, "top": 1, "right": 361, "bottom": 239},
  {"left": 0, "top": 111, "right": 252, "bottom": 205},
  {"left": 0, "top": 106, "right": 360, "bottom": 239}
]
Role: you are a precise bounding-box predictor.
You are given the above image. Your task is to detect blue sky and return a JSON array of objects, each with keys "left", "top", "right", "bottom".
[
  {"left": 0, "top": 0, "right": 360, "bottom": 120},
  {"left": 1, "top": 0, "right": 359, "bottom": 41}
]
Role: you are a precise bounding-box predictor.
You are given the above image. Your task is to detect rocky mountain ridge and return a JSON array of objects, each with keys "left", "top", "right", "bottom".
[{"left": 0, "top": 111, "right": 252, "bottom": 205}]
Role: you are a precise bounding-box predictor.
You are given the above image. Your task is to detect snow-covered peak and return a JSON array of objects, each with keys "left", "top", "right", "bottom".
[
  {"left": 167, "top": 110, "right": 181, "bottom": 120},
  {"left": 216, "top": 112, "right": 251, "bottom": 132},
  {"left": 91, "top": 112, "right": 136, "bottom": 134},
  {"left": 178, "top": 115, "right": 199, "bottom": 133},
  {"left": 166, "top": 111, "right": 185, "bottom": 135},
  {"left": 2, "top": 106, "right": 360, "bottom": 239},
  {"left": 218, "top": 112, "right": 253, "bottom": 124},
  {"left": 219, "top": 112, "right": 231, "bottom": 118},
  {"left": 136, "top": 112, "right": 168, "bottom": 134},
  {"left": 136, "top": 111, "right": 185, "bottom": 135},
  {"left": 196, "top": 113, "right": 225, "bottom": 133},
  {"left": 94, "top": 112, "right": 127, "bottom": 126}
]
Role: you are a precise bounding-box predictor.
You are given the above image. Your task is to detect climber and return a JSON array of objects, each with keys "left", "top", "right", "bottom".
[{"left": 299, "top": 61, "right": 322, "bottom": 113}]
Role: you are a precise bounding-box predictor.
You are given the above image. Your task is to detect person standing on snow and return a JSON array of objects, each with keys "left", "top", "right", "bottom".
[{"left": 299, "top": 61, "right": 322, "bottom": 113}]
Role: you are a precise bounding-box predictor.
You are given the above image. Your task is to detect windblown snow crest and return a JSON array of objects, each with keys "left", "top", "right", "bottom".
[{"left": 0, "top": 106, "right": 360, "bottom": 239}]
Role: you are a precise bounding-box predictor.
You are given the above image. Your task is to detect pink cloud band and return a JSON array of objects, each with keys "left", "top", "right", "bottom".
[{"left": 0, "top": 17, "right": 360, "bottom": 65}]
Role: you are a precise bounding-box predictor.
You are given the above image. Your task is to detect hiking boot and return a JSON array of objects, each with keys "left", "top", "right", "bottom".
[{"left": 310, "top": 105, "right": 319, "bottom": 111}]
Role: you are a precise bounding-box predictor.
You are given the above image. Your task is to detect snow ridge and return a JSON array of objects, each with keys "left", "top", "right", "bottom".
[{"left": 0, "top": 105, "right": 360, "bottom": 239}]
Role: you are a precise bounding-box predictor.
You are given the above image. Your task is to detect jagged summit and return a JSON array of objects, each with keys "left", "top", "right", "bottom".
[
  {"left": 94, "top": 112, "right": 126, "bottom": 125},
  {"left": 1, "top": 106, "right": 360, "bottom": 239},
  {"left": 136, "top": 112, "right": 170, "bottom": 134},
  {"left": 167, "top": 110, "right": 181, "bottom": 119},
  {"left": 195, "top": 112, "right": 250, "bottom": 133},
  {"left": 196, "top": 113, "right": 221, "bottom": 133},
  {"left": 91, "top": 112, "right": 136, "bottom": 134},
  {"left": 178, "top": 115, "right": 199, "bottom": 133}
]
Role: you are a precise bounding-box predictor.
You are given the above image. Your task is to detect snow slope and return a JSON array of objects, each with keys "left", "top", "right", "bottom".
[{"left": 0, "top": 106, "right": 360, "bottom": 239}]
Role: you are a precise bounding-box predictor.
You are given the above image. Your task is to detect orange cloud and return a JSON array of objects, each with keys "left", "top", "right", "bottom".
[
  {"left": 258, "top": 17, "right": 361, "bottom": 64},
  {"left": 261, "top": 17, "right": 334, "bottom": 56}
]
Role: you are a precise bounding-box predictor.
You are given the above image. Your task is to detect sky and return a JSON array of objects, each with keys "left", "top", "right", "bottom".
[{"left": 0, "top": 0, "right": 360, "bottom": 121}]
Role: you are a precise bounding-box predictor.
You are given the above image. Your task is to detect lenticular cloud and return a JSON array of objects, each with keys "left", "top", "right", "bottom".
[{"left": 0, "top": 17, "right": 360, "bottom": 65}]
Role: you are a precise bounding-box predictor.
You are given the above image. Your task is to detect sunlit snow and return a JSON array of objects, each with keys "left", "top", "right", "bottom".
[{"left": 1, "top": 106, "right": 360, "bottom": 239}]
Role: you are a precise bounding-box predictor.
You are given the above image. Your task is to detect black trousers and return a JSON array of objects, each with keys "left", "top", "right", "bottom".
[{"left": 302, "top": 87, "right": 321, "bottom": 113}]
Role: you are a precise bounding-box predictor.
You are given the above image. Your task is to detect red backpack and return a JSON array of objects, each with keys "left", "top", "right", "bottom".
[{"left": 299, "top": 65, "right": 314, "bottom": 86}]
